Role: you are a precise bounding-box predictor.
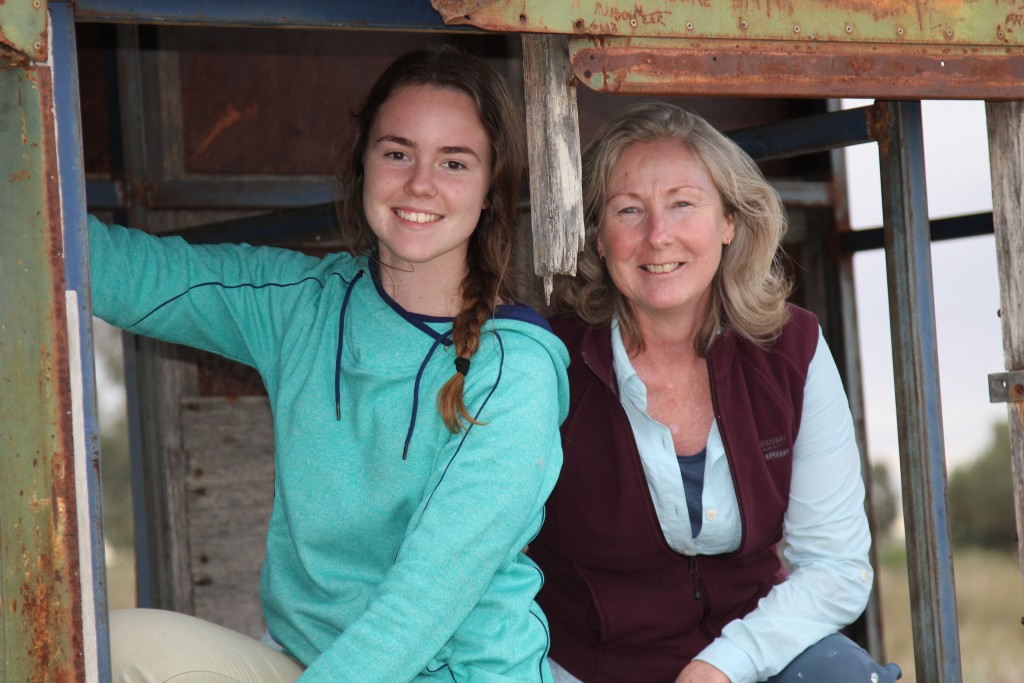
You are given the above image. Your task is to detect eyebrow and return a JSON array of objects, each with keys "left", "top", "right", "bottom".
[
  {"left": 607, "top": 186, "right": 706, "bottom": 200},
  {"left": 375, "top": 135, "right": 482, "bottom": 160}
]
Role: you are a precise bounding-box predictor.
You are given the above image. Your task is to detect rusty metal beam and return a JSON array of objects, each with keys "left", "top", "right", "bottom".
[
  {"left": 0, "top": 35, "right": 86, "bottom": 683},
  {"left": 433, "top": 1, "right": 1024, "bottom": 99},
  {"left": 435, "top": 0, "right": 1022, "bottom": 46},
  {"left": 569, "top": 37, "right": 1024, "bottom": 100}
]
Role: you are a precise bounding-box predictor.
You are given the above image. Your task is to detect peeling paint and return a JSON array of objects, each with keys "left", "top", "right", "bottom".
[{"left": 438, "top": 0, "right": 1023, "bottom": 46}]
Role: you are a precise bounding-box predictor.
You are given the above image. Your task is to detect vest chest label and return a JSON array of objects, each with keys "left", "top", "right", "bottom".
[{"left": 760, "top": 434, "right": 791, "bottom": 461}]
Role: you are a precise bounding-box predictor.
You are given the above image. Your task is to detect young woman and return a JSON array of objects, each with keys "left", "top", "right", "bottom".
[{"left": 94, "top": 46, "right": 569, "bottom": 683}]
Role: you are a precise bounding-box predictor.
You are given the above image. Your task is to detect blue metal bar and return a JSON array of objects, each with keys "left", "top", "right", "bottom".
[
  {"left": 171, "top": 202, "right": 339, "bottom": 245},
  {"left": 51, "top": 1, "right": 112, "bottom": 680},
  {"left": 153, "top": 178, "right": 336, "bottom": 210},
  {"left": 841, "top": 212, "right": 995, "bottom": 253},
  {"left": 73, "top": 0, "right": 471, "bottom": 31},
  {"left": 85, "top": 178, "right": 124, "bottom": 209},
  {"left": 871, "top": 100, "right": 963, "bottom": 683},
  {"left": 726, "top": 106, "right": 873, "bottom": 162}
]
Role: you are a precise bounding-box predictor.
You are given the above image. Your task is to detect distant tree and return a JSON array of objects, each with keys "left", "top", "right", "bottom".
[
  {"left": 869, "top": 461, "right": 899, "bottom": 541},
  {"left": 948, "top": 421, "right": 1016, "bottom": 548},
  {"left": 100, "top": 413, "right": 134, "bottom": 551},
  {"left": 93, "top": 318, "right": 134, "bottom": 554}
]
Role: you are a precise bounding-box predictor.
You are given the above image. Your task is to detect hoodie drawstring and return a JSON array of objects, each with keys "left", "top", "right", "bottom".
[
  {"left": 333, "top": 265, "right": 456, "bottom": 460},
  {"left": 335, "top": 269, "right": 365, "bottom": 421}
]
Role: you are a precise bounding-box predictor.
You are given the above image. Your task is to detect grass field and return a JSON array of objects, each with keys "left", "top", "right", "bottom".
[{"left": 878, "top": 544, "right": 1024, "bottom": 683}]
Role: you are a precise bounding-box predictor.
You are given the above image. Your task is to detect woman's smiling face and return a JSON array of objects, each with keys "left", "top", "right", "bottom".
[
  {"left": 598, "top": 138, "right": 735, "bottom": 327},
  {"left": 362, "top": 85, "right": 492, "bottom": 278}
]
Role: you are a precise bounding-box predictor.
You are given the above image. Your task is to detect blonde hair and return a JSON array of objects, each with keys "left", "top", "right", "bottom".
[{"left": 553, "top": 101, "right": 792, "bottom": 355}]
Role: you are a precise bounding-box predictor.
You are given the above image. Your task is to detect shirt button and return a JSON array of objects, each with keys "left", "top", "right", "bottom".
[{"left": 705, "top": 509, "right": 717, "bottom": 522}]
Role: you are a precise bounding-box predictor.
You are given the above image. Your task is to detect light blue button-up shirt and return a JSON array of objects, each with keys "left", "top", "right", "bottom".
[{"left": 550, "top": 318, "right": 873, "bottom": 683}]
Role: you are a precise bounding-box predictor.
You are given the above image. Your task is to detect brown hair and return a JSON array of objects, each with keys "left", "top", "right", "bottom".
[
  {"left": 337, "top": 46, "right": 527, "bottom": 432},
  {"left": 553, "top": 101, "right": 791, "bottom": 355}
]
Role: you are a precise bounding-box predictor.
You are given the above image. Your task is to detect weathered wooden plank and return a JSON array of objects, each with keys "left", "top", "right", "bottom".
[
  {"left": 180, "top": 396, "right": 274, "bottom": 637},
  {"left": 521, "top": 32, "right": 584, "bottom": 301},
  {"left": 985, "top": 100, "right": 1024, "bottom": 599},
  {"left": 191, "top": 572, "right": 266, "bottom": 638}
]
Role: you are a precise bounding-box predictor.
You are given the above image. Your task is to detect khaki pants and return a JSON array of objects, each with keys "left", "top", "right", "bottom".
[{"left": 110, "top": 609, "right": 305, "bottom": 682}]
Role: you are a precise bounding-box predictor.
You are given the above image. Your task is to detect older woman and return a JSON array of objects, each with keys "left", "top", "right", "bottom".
[{"left": 529, "top": 102, "right": 902, "bottom": 683}]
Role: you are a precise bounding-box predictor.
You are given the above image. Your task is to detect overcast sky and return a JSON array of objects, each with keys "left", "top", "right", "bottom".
[{"left": 842, "top": 99, "right": 1006, "bottom": 471}]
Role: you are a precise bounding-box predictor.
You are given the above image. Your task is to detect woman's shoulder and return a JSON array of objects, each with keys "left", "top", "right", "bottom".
[{"left": 484, "top": 306, "right": 572, "bottom": 373}]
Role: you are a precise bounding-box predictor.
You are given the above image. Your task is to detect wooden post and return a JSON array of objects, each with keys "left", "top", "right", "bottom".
[
  {"left": 521, "top": 33, "right": 584, "bottom": 302},
  {"left": 985, "top": 101, "right": 1024, "bottom": 600}
]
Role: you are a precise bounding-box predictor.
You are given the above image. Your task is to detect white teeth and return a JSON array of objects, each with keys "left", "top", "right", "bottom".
[
  {"left": 643, "top": 263, "right": 680, "bottom": 273},
  {"left": 396, "top": 209, "right": 441, "bottom": 223}
]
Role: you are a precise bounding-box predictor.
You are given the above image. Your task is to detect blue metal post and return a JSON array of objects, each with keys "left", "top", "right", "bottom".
[
  {"left": 52, "top": 1, "right": 112, "bottom": 680},
  {"left": 871, "top": 100, "right": 963, "bottom": 683}
]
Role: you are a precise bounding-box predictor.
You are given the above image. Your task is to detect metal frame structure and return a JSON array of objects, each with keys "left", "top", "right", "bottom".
[{"left": 3, "top": 2, "right": 1023, "bottom": 682}]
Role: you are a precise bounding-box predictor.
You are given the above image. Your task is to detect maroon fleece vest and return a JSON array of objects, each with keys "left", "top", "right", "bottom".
[{"left": 530, "top": 305, "right": 819, "bottom": 683}]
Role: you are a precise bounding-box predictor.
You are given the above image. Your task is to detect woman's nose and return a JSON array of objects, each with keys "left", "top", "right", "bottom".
[
  {"left": 405, "top": 163, "right": 436, "bottom": 197},
  {"left": 645, "top": 210, "right": 672, "bottom": 247}
]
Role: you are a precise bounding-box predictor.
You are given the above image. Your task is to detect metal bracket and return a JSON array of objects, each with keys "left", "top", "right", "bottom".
[{"left": 988, "top": 371, "right": 1024, "bottom": 403}]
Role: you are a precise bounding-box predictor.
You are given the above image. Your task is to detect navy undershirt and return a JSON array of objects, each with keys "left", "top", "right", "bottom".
[{"left": 676, "top": 448, "right": 707, "bottom": 538}]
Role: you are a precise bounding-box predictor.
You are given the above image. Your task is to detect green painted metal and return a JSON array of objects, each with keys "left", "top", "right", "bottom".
[
  {"left": 435, "top": 0, "right": 1024, "bottom": 98},
  {"left": 0, "top": 0, "right": 48, "bottom": 64},
  {"left": 0, "top": 63, "right": 84, "bottom": 682},
  {"left": 435, "top": 0, "right": 1024, "bottom": 46}
]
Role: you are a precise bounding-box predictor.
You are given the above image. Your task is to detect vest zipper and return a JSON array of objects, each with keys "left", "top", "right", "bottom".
[{"left": 689, "top": 557, "right": 716, "bottom": 639}]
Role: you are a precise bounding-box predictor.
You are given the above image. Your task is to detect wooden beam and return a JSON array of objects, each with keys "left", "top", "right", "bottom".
[
  {"left": 985, "top": 100, "right": 1024, "bottom": 601},
  {"left": 521, "top": 33, "right": 584, "bottom": 301}
]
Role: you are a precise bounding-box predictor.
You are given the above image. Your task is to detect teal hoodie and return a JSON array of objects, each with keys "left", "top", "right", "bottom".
[{"left": 89, "top": 217, "right": 570, "bottom": 682}]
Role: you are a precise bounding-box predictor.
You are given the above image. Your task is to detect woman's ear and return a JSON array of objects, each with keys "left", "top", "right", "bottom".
[{"left": 722, "top": 213, "right": 736, "bottom": 246}]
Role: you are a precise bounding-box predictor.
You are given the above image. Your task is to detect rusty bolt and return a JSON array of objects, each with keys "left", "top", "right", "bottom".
[
  {"left": 740, "top": 20, "right": 748, "bottom": 29},
  {"left": 846, "top": 25, "right": 853, "bottom": 34},
  {"left": 33, "top": 0, "right": 41, "bottom": 7},
  {"left": 630, "top": 18, "right": 637, "bottom": 28},
  {"left": 574, "top": 19, "right": 584, "bottom": 31},
  {"left": 946, "top": 28, "right": 953, "bottom": 37},
  {"left": 33, "top": 41, "right": 41, "bottom": 51},
  {"left": 897, "top": 27, "right": 905, "bottom": 36},
  {"left": 1012, "top": 384, "right": 1024, "bottom": 398},
  {"left": 794, "top": 25, "right": 801, "bottom": 33},
  {"left": 519, "top": 14, "right": 526, "bottom": 23},
  {"left": 686, "top": 22, "right": 694, "bottom": 31},
  {"left": 998, "top": 30, "right": 1005, "bottom": 39}
]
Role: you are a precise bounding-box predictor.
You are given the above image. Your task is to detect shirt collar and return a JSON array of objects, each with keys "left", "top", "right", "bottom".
[{"left": 610, "top": 316, "right": 649, "bottom": 405}]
